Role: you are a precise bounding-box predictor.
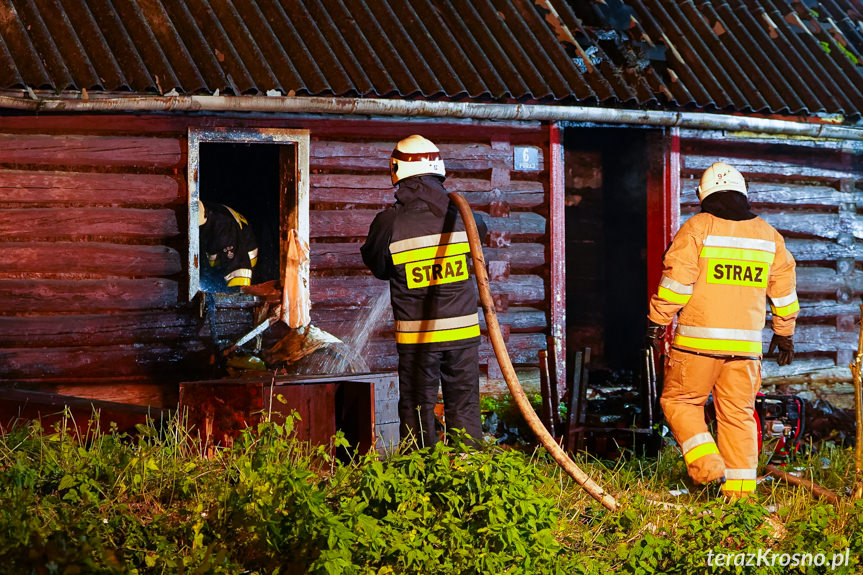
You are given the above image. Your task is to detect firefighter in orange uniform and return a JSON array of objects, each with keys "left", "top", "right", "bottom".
[{"left": 646, "top": 162, "right": 798, "bottom": 498}]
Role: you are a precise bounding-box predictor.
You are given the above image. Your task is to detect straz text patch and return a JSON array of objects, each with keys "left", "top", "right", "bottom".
[
  {"left": 406, "top": 254, "right": 469, "bottom": 289},
  {"left": 706, "top": 258, "right": 769, "bottom": 288}
]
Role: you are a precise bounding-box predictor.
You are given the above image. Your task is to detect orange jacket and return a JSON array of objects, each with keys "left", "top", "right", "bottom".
[{"left": 648, "top": 213, "right": 798, "bottom": 357}]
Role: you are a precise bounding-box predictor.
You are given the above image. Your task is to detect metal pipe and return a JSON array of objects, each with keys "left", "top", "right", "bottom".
[{"left": 1, "top": 93, "right": 861, "bottom": 140}]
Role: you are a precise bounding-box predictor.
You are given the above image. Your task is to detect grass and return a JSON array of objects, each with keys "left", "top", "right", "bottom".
[{"left": 0, "top": 408, "right": 861, "bottom": 574}]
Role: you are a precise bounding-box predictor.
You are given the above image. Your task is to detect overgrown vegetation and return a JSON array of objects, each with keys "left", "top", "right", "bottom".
[{"left": 1, "top": 410, "right": 862, "bottom": 574}]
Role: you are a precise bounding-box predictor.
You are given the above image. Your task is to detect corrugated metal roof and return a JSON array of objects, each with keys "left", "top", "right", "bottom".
[{"left": 0, "top": 0, "right": 861, "bottom": 118}]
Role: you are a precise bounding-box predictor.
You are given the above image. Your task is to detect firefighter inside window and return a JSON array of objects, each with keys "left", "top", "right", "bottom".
[{"left": 198, "top": 199, "right": 259, "bottom": 292}]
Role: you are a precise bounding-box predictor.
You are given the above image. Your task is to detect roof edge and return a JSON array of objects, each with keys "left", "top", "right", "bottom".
[{"left": 1, "top": 92, "right": 861, "bottom": 141}]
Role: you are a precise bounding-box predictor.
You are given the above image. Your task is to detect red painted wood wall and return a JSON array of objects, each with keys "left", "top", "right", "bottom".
[{"left": 0, "top": 114, "right": 554, "bottom": 405}]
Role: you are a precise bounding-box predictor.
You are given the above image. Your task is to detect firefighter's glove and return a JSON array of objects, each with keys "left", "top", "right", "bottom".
[
  {"left": 645, "top": 321, "right": 666, "bottom": 351},
  {"left": 768, "top": 334, "right": 794, "bottom": 366}
]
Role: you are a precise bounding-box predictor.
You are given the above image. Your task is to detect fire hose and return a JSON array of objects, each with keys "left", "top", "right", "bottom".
[{"left": 450, "top": 192, "right": 619, "bottom": 511}]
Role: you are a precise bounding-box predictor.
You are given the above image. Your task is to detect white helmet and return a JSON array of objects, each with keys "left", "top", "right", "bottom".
[
  {"left": 390, "top": 135, "right": 445, "bottom": 185},
  {"left": 696, "top": 161, "right": 747, "bottom": 201}
]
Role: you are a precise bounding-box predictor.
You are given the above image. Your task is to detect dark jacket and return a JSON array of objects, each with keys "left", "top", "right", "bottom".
[
  {"left": 200, "top": 202, "right": 258, "bottom": 288},
  {"left": 361, "top": 176, "right": 488, "bottom": 351}
]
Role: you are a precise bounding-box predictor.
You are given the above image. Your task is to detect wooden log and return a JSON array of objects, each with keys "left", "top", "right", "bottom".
[
  {"left": 310, "top": 173, "right": 494, "bottom": 193},
  {"left": 679, "top": 130, "right": 863, "bottom": 151},
  {"left": 0, "top": 278, "right": 179, "bottom": 313},
  {"left": 784, "top": 239, "right": 863, "bottom": 262},
  {"left": 310, "top": 274, "right": 545, "bottom": 307},
  {"left": 310, "top": 141, "right": 514, "bottom": 162},
  {"left": 682, "top": 154, "right": 859, "bottom": 181},
  {"left": 0, "top": 312, "right": 204, "bottom": 348},
  {"left": 0, "top": 114, "right": 542, "bottom": 139},
  {"left": 0, "top": 134, "right": 184, "bottom": 168},
  {"left": 679, "top": 211, "right": 846, "bottom": 241},
  {"left": 310, "top": 184, "right": 544, "bottom": 209},
  {"left": 309, "top": 242, "right": 546, "bottom": 271},
  {"left": 312, "top": 306, "right": 547, "bottom": 337},
  {"left": 797, "top": 268, "right": 863, "bottom": 295},
  {"left": 0, "top": 342, "right": 208, "bottom": 380},
  {"left": 0, "top": 208, "right": 180, "bottom": 240},
  {"left": 309, "top": 210, "right": 545, "bottom": 239},
  {"left": 680, "top": 182, "right": 849, "bottom": 208},
  {"left": 762, "top": 325, "right": 859, "bottom": 353},
  {"left": 0, "top": 242, "right": 182, "bottom": 277},
  {"left": 797, "top": 299, "right": 863, "bottom": 320},
  {"left": 0, "top": 170, "right": 183, "bottom": 206}
]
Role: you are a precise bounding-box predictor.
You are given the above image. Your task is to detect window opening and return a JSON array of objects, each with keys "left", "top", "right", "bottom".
[{"left": 187, "top": 128, "right": 309, "bottom": 301}]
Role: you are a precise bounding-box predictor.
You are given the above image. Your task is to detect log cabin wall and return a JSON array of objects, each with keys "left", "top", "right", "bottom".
[
  {"left": 679, "top": 130, "right": 863, "bottom": 407},
  {"left": 0, "top": 114, "right": 552, "bottom": 405}
]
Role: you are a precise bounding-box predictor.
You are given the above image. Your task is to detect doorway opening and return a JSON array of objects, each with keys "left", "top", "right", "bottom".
[{"left": 563, "top": 128, "right": 649, "bottom": 372}]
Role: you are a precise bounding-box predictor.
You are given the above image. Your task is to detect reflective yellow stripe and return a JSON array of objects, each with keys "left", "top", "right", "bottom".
[
  {"left": 391, "top": 242, "right": 471, "bottom": 265},
  {"left": 657, "top": 285, "right": 691, "bottom": 305},
  {"left": 227, "top": 277, "right": 251, "bottom": 287},
  {"left": 395, "top": 324, "right": 481, "bottom": 345},
  {"left": 721, "top": 479, "right": 756, "bottom": 493},
  {"left": 771, "top": 300, "right": 800, "bottom": 317},
  {"left": 674, "top": 334, "right": 762, "bottom": 354},
  {"left": 396, "top": 313, "right": 479, "bottom": 332},
  {"left": 700, "top": 246, "right": 775, "bottom": 264},
  {"left": 684, "top": 442, "right": 720, "bottom": 465}
]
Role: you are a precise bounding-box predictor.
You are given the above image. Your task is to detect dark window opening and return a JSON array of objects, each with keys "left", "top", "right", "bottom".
[{"left": 198, "top": 143, "right": 287, "bottom": 291}]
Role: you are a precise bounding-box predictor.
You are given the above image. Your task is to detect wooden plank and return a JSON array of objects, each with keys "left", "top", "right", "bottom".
[
  {"left": 797, "top": 267, "right": 863, "bottom": 294},
  {"left": 309, "top": 242, "right": 546, "bottom": 271},
  {"left": 680, "top": 182, "right": 851, "bottom": 208},
  {"left": 680, "top": 130, "right": 863, "bottom": 152},
  {"left": 0, "top": 242, "right": 182, "bottom": 276},
  {"left": 309, "top": 210, "right": 545, "bottom": 239},
  {"left": 797, "top": 300, "right": 862, "bottom": 320},
  {"left": 784, "top": 239, "right": 863, "bottom": 262},
  {"left": 310, "top": 274, "right": 545, "bottom": 307},
  {"left": 310, "top": 173, "right": 491, "bottom": 192},
  {"left": 0, "top": 342, "right": 208, "bottom": 380},
  {"left": 313, "top": 306, "right": 547, "bottom": 337},
  {"left": 0, "top": 208, "right": 180, "bottom": 240},
  {"left": 682, "top": 155, "right": 859, "bottom": 182},
  {"left": 309, "top": 140, "right": 515, "bottom": 172},
  {"left": 0, "top": 278, "right": 179, "bottom": 313},
  {"left": 311, "top": 141, "right": 514, "bottom": 162},
  {"left": 679, "top": 211, "right": 851, "bottom": 241},
  {"left": 760, "top": 324, "right": 857, "bottom": 353},
  {"left": 310, "top": 184, "right": 545, "bottom": 208},
  {"left": 0, "top": 170, "right": 183, "bottom": 206},
  {"left": 0, "top": 114, "right": 541, "bottom": 138},
  {"left": 0, "top": 312, "right": 203, "bottom": 347},
  {"left": 0, "top": 134, "right": 184, "bottom": 168}
]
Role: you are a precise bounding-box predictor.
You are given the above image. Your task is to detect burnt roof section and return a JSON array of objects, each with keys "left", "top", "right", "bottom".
[{"left": 0, "top": 0, "right": 861, "bottom": 118}]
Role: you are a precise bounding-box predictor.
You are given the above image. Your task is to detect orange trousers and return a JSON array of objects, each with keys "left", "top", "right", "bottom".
[{"left": 660, "top": 348, "right": 761, "bottom": 497}]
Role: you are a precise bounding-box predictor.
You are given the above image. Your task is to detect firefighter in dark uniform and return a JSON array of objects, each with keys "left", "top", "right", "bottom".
[
  {"left": 362, "top": 135, "right": 488, "bottom": 448},
  {"left": 198, "top": 200, "right": 259, "bottom": 291}
]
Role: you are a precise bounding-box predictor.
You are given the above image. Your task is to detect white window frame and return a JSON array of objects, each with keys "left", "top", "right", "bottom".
[{"left": 186, "top": 127, "right": 310, "bottom": 300}]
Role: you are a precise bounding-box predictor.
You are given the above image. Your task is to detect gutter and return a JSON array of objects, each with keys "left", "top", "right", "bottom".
[{"left": 1, "top": 93, "right": 862, "bottom": 141}]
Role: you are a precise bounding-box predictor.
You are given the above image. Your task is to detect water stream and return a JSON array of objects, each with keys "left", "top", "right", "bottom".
[{"left": 305, "top": 285, "right": 391, "bottom": 375}]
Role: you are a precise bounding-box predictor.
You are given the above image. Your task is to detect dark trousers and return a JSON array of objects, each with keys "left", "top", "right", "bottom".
[{"left": 397, "top": 345, "right": 482, "bottom": 449}]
